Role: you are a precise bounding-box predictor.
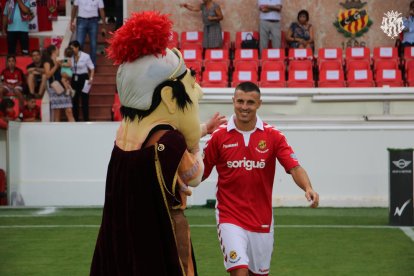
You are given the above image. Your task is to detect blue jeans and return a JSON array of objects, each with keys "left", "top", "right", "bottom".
[{"left": 76, "top": 17, "right": 98, "bottom": 66}]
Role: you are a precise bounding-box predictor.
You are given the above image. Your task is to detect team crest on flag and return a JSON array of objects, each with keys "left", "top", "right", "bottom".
[{"left": 333, "top": 0, "right": 372, "bottom": 38}]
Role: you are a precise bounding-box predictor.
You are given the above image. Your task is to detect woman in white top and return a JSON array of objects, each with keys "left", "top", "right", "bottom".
[{"left": 69, "top": 40, "right": 95, "bottom": 121}]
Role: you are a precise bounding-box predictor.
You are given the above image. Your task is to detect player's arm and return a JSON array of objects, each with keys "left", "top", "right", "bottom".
[{"left": 290, "top": 166, "right": 319, "bottom": 208}]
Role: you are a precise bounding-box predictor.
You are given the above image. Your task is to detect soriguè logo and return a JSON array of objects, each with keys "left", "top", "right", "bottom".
[{"left": 227, "top": 158, "right": 266, "bottom": 170}]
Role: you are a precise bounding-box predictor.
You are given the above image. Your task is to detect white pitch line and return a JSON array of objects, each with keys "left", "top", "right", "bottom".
[
  {"left": 0, "top": 224, "right": 412, "bottom": 230},
  {"left": 35, "top": 207, "right": 57, "bottom": 215},
  {"left": 400, "top": 227, "right": 414, "bottom": 242}
]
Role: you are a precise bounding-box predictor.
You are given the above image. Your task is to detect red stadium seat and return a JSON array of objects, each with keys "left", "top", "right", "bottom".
[
  {"left": 287, "top": 60, "right": 314, "bottom": 87},
  {"left": 112, "top": 93, "right": 122, "bottom": 121},
  {"left": 0, "top": 37, "right": 7, "bottom": 55},
  {"left": 16, "top": 56, "right": 33, "bottom": 74},
  {"left": 375, "top": 69, "right": 404, "bottom": 87},
  {"left": 231, "top": 70, "right": 258, "bottom": 87},
  {"left": 406, "top": 69, "right": 414, "bottom": 86},
  {"left": 261, "top": 48, "right": 286, "bottom": 65},
  {"left": 181, "top": 48, "right": 203, "bottom": 63},
  {"left": 346, "top": 59, "right": 371, "bottom": 72},
  {"left": 347, "top": 69, "right": 374, "bottom": 87},
  {"left": 318, "top": 69, "right": 345, "bottom": 87},
  {"left": 185, "top": 61, "right": 202, "bottom": 82},
  {"left": 180, "top": 31, "right": 203, "bottom": 49},
  {"left": 345, "top": 47, "right": 371, "bottom": 71},
  {"left": 288, "top": 48, "right": 313, "bottom": 60},
  {"left": 201, "top": 70, "right": 228, "bottom": 87},
  {"left": 317, "top": 48, "right": 343, "bottom": 70},
  {"left": 222, "top": 31, "right": 231, "bottom": 49},
  {"left": 319, "top": 60, "right": 342, "bottom": 72},
  {"left": 259, "top": 61, "right": 286, "bottom": 87},
  {"left": 167, "top": 31, "right": 179, "bottom": 49},
  {"left": 204, "top": 49, "right": 230, "bottom": 66},
  {"left": 234, "top": 49, "right": 259, "bottom": 71}
]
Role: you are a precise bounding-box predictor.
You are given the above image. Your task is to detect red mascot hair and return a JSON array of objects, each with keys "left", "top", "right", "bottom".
[{"left": 107, "top": 11, "right": 173, "bottom": 65}]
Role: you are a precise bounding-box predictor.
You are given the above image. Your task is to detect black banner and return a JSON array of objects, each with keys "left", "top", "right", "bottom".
[{"left": 388, "top": 149, "right": 414, "bottom": 226}]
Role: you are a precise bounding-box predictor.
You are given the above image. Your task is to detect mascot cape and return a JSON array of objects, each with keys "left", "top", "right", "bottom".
[{"left": 90, "top": 11, "right": 204, "bottom": 276}]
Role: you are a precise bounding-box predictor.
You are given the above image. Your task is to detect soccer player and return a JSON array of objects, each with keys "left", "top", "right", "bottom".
[{"left": 202, "top": 81, "right": 319, "bottom": 276}]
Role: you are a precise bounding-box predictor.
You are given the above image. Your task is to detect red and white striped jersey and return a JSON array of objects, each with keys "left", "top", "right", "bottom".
[{"left": 203, "top": 116, "right": 299, "bottom": 233}]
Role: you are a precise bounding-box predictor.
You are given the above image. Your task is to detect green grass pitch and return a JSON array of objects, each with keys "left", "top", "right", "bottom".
[{"left": 0, "top": 207, "right": 413, "bottom": 276}]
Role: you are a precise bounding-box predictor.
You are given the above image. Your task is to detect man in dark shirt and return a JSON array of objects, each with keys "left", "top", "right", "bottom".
[{"left": 26, "top": 49, "right": 45, "bottom": 98}]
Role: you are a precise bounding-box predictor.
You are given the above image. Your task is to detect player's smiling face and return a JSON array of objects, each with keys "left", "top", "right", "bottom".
[{"left": 232, "top": 89, "right": 262, "bottom": 130}]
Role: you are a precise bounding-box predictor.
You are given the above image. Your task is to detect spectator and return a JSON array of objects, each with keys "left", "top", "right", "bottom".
[
  {"left": 26, "top": 49, "right": 46, "bottom": 99},
  {"left": 0, "top": 55, "right": 25, "bottom": 108},
  {"left": 21, "top": 93, "right": 40, "bottom": 122},
  {"left": 2, "top": 0, "right": 32, "bottom": 55},
  {"left": 286, "top": 9, "right": 314, "bottom": 50},
  {"left": 70, "top": 0, "right": 107, "bottom": 66},
  {"left": 180, "top": 0, "right": 224, "bottom": 48},
  {"left": 402, "top": 1, "right": 414, "bottom": 48},
  {"left": 42, "top": 45, "right": 75, "bottom": 122},
  {"left": 202, "top": 82, "right": 319, "bottom": 275},
  {"left": 60, "top": 47, "right": 75, "bottom": 97},
  {"left": 0, "top": 98, "right": 17, "bottom": 129},
  {"left": 69, "top": 40, "right": 94, "bottom": 122},
  {"left": 258, "top": 0, "right": 282, "bottom": 52}
]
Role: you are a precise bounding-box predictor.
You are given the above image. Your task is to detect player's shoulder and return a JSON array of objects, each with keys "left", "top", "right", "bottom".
[
  {"left": 262, "top": 122, "right": 284, "bottom": 136},
  {"left": 210, "top": 123, "right": 228, "bottom": 136}
]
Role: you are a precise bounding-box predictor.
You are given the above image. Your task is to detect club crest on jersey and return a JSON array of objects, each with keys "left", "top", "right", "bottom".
[
  {"left": 256, "top": 140, "right": 269, "bottom": 153},
  {"left": 228, "top": 250, "right": 241, "bottom": 263}
]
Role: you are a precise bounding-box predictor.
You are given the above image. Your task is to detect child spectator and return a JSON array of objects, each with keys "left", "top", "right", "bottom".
[
  {"left": 60, "top": 47, "right": 75, "bottom": 97},
  {"left": 0, "top": 98, "right": 17, "bottom": 129},
  {"left": 0, "top": 55, "right": 25, "bottom": 108},
  {"left": 26, "top": 49, "right": 46, "bottom": 99},
  {"left": 21, "top": 94, "right": 40, "bottom": 122}
]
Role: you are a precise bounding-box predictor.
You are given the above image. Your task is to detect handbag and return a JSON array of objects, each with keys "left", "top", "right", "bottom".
[
  {"left": 241, "top": 33, "right": 259, "bottom": 49},
  {"left": 50, "top": 80, "right": 65, "bottom": 95}
]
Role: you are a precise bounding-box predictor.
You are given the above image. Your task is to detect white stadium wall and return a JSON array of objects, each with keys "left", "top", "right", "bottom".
[{"left": 2, "top": 120, "right": 414, "bottom": 207}]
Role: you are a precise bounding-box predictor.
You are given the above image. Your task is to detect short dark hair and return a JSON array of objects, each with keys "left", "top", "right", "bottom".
[
  {"left": 6, "top": 55, "right": 16, "bottom": 62},
  {"left": 31, "top": 49, "right": 40, "bottom": 55},
  {"left": 69, "top": 40, "right": 81, "bottom": 49},
  {"left": 235, "top": 81, "right": 261, "bottom": 94},
  {"left": 298, "top": 9, "right": 310, "bottom": 21},
  {"left": 120, "top": 69, "right": 196, "bottom": 121},
  {"left": 0, "top": 98, "right": 15, "bottom": 112},
  {"left": 25, "top": 93, "right": 36, "bottom": 101}
]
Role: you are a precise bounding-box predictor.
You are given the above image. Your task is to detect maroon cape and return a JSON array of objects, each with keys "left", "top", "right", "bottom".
[{"left": 90, "top": 130, "right": 188, "bottom": 275}]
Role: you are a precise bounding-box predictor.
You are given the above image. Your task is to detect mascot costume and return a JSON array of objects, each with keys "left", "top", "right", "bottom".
[{"left": 90, "top": 11, "right": 224, "bottom": 276}]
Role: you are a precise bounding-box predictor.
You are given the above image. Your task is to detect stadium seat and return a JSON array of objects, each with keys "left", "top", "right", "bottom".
[
  {"left": 112, "top": 93, "right": 122, "bottom": 121},
  {"left": 185, "top": 61, "right": 203, "bottom": 82},
  {"left": 231, "top": 70, "right": 258, "bottom": 87},
  {"left": 346, "top": 59, "right": 371, "bottom": 72},
  {"left": 372, "top": 47, "right": 400, "bottom": 71},
  {"left": 234, "top": 60, "right": 258, "bottom": 72},
  {"left": 0, "top": 56, "right": 6, "bottom": 71},
  {"left": 405, "top": 59, "right": 414, "bottom": 79},
  {"left": 319, "top": 60, "right": 342, "bottom": 72},
  {"left": 317, "top": 47, "right": 343, "bottom": 70},
  {"left": 0, "top": 37, "right": 7, "bottom": 55},
  {"left": 235, "top": 31, "right": 259, "bottom": 49},
  {"left": 233, "top": 49, "right": 259, "bottom": 71},
  {"left": 261, "top": 48, "right": 286, "bottom": 64},
  {"left": 347, "top": 69, "right": 374, "bottom": 87},
  {"left": 375, "top": 69, "right": 404, "bottom": 87},
  {"left": 406, "top": 69, "right": 414, "bottom": 86},
  {"left": 180, "top": 31, "right": 203, "bottom": 49},
  {"left": 16, "top": 37, "right": 40, "bottom": 55},
  {"left": 259, "top": 61, "right": 286, "bottom": 87},
  {"left": 288, "top": 48, "right": 313, "bottom": 60},
  {"left": 222, "top": 31, "right": 231, "bottom": 49},
  {"left": 318, "top": 69, "right": 345, "bottom": 87},
  {"left": 181, "top": 48, "right": 203, "bottom": 63},
  {"left": 167, "top": 31, "right": 179, "bottom": 49},
  {"left": 204, "top": 49, "right": 230, "bottom": 66},
  {"left": 287, "top": 60, "right": 314, "bottom": 87},
  {"left": 201, "top": 70, "right": 228, "bottom": 87},
  {"left": 345, "top": 47, "right": 371, "bottom": 71},
  {"left": 16, "top": 56, "right": 33, "bottom": 74}
]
